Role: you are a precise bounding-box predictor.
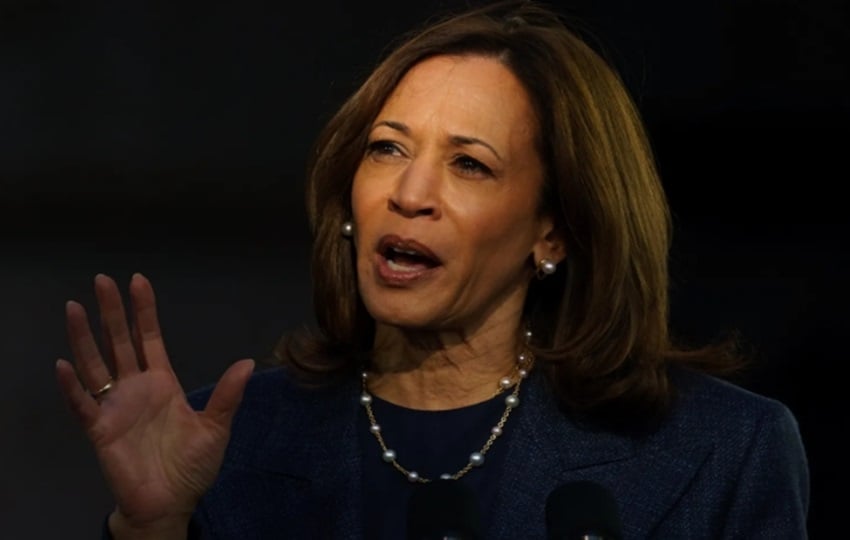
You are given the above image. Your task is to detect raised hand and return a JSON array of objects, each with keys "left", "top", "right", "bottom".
[{"left": 55, "top": 273, "right": 254, "bottom": 537}]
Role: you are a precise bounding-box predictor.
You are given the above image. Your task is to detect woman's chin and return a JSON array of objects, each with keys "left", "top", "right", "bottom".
[{"left": 368, "top": 307, "right": 443, "bottom": 332}]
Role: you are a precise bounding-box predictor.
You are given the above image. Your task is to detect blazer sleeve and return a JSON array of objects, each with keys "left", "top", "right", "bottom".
[{"left": 721, "top": 402, "right": 810, "bottom": 538}]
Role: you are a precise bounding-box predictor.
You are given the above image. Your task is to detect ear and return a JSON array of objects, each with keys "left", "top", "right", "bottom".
[{"left": 532, "top": 216, "right": 566, "bottom": 266}]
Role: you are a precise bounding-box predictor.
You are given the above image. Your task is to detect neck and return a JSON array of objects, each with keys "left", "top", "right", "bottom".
[{"left": 366, "top": 318, "right": 526, "bottom": 410}]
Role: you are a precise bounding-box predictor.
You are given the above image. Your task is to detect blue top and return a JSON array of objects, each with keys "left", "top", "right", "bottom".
[{"left": 360, "top": 392, "right": 513, "bottom": 539}]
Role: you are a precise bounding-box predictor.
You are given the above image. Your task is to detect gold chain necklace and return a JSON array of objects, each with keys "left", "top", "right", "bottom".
[{"left": 359, "top": 349, "right": 534, "bottom": 483}]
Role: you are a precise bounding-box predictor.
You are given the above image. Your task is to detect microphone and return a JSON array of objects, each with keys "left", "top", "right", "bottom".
[
  {"left": 545, "top": 480, "right": 623, "bottom": 540},
  {"left": 406, "top": 480, "right": 482, "bottom": 540}
]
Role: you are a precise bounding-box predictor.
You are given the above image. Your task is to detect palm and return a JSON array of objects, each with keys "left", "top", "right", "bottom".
[
  {"left": 91, "top": 370, "right": 217, "bottom": 522},
  {"left": 56, "top": 273, "right": 254, "bottom": 528}
]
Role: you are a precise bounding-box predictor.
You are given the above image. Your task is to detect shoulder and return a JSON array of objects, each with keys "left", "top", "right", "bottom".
[
  {"left": 663, "top": 366, "right": 802, "bottom": 443},
  {"left": 186, "top": 364, "right": 360, "bottom": 409},
  {"left": 654, "top": 366, "right": 809, "bottom": 506},
  {"left": 187, "top": 365, "right": 342, "bottom": 407},
  {"left": 186, "top": 365, "right": 295, "bottom": 412},
  {"left": 187, "top": 365, "right": 360, "bottom": 473},
  {"left": 637, "top": 369, "right": 811, "bottom": 536},
  {"left": 186, "top": 365, "right": 358, "bottom": 438}
]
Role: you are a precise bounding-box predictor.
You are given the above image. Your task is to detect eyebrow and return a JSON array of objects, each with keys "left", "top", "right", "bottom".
[{"left": 371, "top": 120, "right": 503, "bottom": 162}]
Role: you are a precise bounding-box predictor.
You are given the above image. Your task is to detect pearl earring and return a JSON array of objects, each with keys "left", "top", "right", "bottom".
[
  {"left": 536, "top": 258, "right": 557, "bottom": 279},
  {"left": 341, "top": 221, "right": 354, "bottom": 237}
]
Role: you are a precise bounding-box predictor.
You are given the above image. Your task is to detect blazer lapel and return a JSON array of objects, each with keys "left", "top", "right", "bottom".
[{"left": 488, "top": 372, "right": 712, "bottom": 538}]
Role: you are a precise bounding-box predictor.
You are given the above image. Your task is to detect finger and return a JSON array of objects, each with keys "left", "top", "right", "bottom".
[
  {"left": 203, "top": 359, "right": 255, "bottom": 428},
  {"left": 128, "top": 282, "right": 147, "bottom": 370},
  {"left": 128, "top": 273, "right": 172, "bottom": 372},
  {"left": 66, "top": 300, "right": 114, "bottom": 393},
  {"left": 130, "top": 318, "right": 147, "bottom": 370},
  {"left": 94, "top": 274, "right": 140, "bottom": 378},
  {"left": 55, "top": 358, "right": 101, "bottom": 429},
  {"left": 100, "top": 318, "right": 116, "bottom": 373}
]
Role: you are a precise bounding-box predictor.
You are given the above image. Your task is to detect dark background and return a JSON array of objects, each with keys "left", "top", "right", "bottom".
[{"left": 1, "top": 0, "right": 847, "bottom": 538}]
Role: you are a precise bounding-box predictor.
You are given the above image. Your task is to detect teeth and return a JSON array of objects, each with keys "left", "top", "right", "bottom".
[{"left": 387, "top": 259, "right": 421, "bottom": 272}]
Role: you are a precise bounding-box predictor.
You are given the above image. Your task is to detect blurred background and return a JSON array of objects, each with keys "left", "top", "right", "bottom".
[{"left": 1, "top": 0, "right": 846, "bottom": 537}]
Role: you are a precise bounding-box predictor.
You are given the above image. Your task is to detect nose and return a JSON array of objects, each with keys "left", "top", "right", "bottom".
[{"left": 388, "top": 157, "right": 442, "bottom": 219}]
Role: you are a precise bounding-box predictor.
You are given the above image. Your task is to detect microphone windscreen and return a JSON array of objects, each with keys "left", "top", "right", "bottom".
[
  {"left": 406, "top": 480, "right": 482, "bottom": 540},
  {"left": 545, "top": 480, "right": 623, "bottom": 539}
]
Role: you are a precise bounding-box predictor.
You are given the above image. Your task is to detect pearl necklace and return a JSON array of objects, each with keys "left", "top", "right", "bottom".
[{"left": 359, "top": 347, "right": 534, "bottom": 483}]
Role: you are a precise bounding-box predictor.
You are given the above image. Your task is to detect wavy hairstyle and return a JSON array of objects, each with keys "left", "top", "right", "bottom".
[{"left": 276, "top": 0, "right": 744, "bottom": 429}]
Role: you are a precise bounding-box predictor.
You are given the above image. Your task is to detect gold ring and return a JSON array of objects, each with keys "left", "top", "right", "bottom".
[{"left": 91, "top": 378, "right": 114, "bottom": 399}]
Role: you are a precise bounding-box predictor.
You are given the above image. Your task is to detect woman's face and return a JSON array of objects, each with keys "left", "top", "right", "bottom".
[{"left": 351, "top": 54, "right": 560, "bottom": 332}]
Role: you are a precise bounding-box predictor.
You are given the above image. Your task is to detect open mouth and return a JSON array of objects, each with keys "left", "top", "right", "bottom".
[{"left": 379, "top": 237, "right": 442, "bottom": 273}]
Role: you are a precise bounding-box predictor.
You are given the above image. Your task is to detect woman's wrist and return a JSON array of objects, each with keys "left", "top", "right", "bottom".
[{"left": 107, "top": 509, "right": 192, "bottom": 540}]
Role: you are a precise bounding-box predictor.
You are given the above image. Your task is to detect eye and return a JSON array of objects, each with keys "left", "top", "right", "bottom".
[
  {"left": 366, "top": 140, "right": 404, "bottom": 158},
  {"left": 452, "top": 155, "right": 493, "bottom": 177}
]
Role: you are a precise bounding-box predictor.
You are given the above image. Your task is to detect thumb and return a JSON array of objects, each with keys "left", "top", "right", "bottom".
[{"left": 203, "top": 358, "right": 255, "bottom": 427}]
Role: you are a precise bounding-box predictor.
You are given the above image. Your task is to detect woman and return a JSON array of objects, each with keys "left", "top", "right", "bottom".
[{"left": 56, "top": 1, "right": 809, "bottom": 538}]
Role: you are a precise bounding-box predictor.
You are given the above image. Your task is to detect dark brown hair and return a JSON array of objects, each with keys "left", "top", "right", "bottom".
[{"left": 276, "top": 0, "right": 745, "bottom": 429}]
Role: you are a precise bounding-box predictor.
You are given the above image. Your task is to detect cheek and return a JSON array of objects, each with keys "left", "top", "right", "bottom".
[
  {"left": 351, "top": 169, "right": 385, "bottom": 221},
  {"left": 461, "top": 202, "right": 541, "bottom": 255},
  {"left": 350, "top": 171, "right": 366, "bottom": 215},
  {"left": 351, "top": 174, "right": 378, "bottom": 267}
]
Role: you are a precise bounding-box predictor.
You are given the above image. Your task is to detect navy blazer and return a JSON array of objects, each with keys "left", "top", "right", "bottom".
[{"left": 175, "top": 365, "right": 808, "bottom": 539}]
